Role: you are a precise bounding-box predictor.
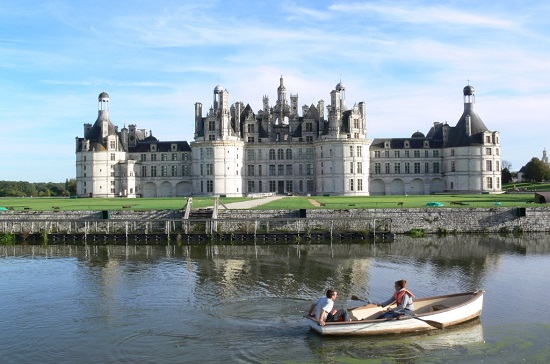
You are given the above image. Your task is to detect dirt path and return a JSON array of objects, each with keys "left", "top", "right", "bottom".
[{"left": 307, "top": 198, "right": 321, "bottom": 207}]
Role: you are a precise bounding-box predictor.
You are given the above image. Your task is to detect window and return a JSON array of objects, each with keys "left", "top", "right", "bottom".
[
  {"left": 269, "top": 181, "right": 277, "bottom": 192},
  {"left": 141, "top": 166, "right": 147, "bottom": 177},
  {"left": 206, "top": 148, "right": 214, "bottom": 159},
  {"left": 358, "top": 179, "right": 363, "bottom": 191},
  {"left": 350, "top": 146, "right": 354, "bottom": 157},
  {"left": 414, "top": 150, "right": 420, "bottom": 158},
  {"left": 414, "top": 162, "right": 420, "bottom": 173},
  {"left": 357, "top": 162, "right": 362, "bottom": 174},
  {"left": 486, "top": 148, "right": 492, "bottom": 155},
  {"left": 286, "top": 180, "right": 293, "bottom": 192},
  {"left": 258, "top": 165, "right": 263, "bottom": 176},
  {"left": 161, "top": 166, "right": 167, "bottom": 177},
  {"left": 277, "top": 149, "right": 284, "bottom": 160},
  {"left": 385, "top": 163, "right": 390, "bottom": 174},
  {"left": 433, "top": 150, "right": 439, "bottom": 158},
  {"left": 496, "top": 161, "right": 500, "bottom": 171},
  {"left": 350, "top": 162, "right": 354, "bottom": 174},
  {"left": 110, "top": 153, "right": 115, "bottom": 161},
  {"left": 487, "top": 177, "right": 493, "bottom": 189},
  {"left": 286, "top": 149, "right": 292, "bottom": 159},
  {"left": 247, "top": 137, "right": 255, "bottom": 143},
  {"left": 247, "top": 124, "right": 255, "bottom": 133},
  {"left": 207, "top": 180, "right": 213, "bottom": 192},
  {"left": 286, "top": 164, "right": 293, "bottom": 175},
  {"left": 451, "top": 161, "right": 456, "bottom": 172},
  {"left": 486, "top": 160, "right": 492, "bottom": 171},
  {"left": 357, "top": 146, "right": 362, "bottom": 157},
  {"left": 206, "top": 164, "right": 213, "bottom": 175},
  {"left": 110, "top": 141, "right": 115, "bottom": 149},
  {"left": 497, "top": 177, "right": 500, "bottom": 189},
  {"left": 258, "top": 181, "right": 263, "bottom": 192},
  {"left": 374, "top": 163, "right": 381, "bottom": 174},
  {"left": 425, "top": 162, "right": 429, "bottom": 173},
  {"left": 433, "top": 162, "right": 440, "bottom": 173},
  {"left": 405, "top": 162, "right": 410, "bottom": 174},
  {"left": 269, "top": 165, "right": 276, "bottom": 176},
  {"left": 394, "top": 150, "right": 400, "bottom": 158},
  {"left": 247, "top": 181, "right": 255, "bottom": 193},
  {"left": 306, "top": 164, "right": 313, "bottom": 175},
  {"left": 140, "top": 154, "right": 146, "bottom": 161},
  {"left": 151, "top": 154, "right": 157, "bottom": 161},
  {"left": 486, "top": 136, "right": 491, "bottom": 143},
  {"left": 161, "top": 154, "right": 167, "bottom": 161},
  {"left": 306, "top": 135, "right": 313, "bottom": 142},
  {"left": 349, "top": 179, "right": 354, "bottom": 191},
  {"left": 247, "top": 149, "right": 255, "bottom": 160},
  {"left": 307, "top": 180, "right": 314, "bottom": 192},
  {"left": 425, "top": 150, "right": 429, "bottom": 158},
  {"left": 247, "top": 165, "right": 254, "bottom": 176},
  {"left": 182, "top": 165, "right": 189, "bottom": 176},
  {"left": 405, "top": 150, "right": 410, "bottom": 158},
  {"left": 278, "top": 165, "right": 284, "bottom": 175},
  {"left": 306, "top": 123, "right": 313, "bottom": 132},
  {"left": 384, "top": 150, "right": 390, "bottom": 158},
  {"left": 269, "top": 149, "right": 276, "bottom": 160},
  {"left": 171, "top": 165, "right": 178, "bottom": 176},
  {"left": 374, "top": 151, "right": 381, "bottom": 158},
  {"left": 172, "top": 153, "right": 177, "bottom": 161},
  {"left": 394, "top": 163, "right": 401, "bottom": 174},
  {"left": 208, "top": 120, "right": 215, "bottom": 131},
  {"left": 450, "top": 149, "right": 455, "bottom": 157},
  {"left": 306, "top": 149, "right": 314, "bottom": 159},
  {"left": 183, "top": 153, "right": 189, "bottom": 160},
  {"left": 151, "top": 166, "right": 157, "bottom": 177}
]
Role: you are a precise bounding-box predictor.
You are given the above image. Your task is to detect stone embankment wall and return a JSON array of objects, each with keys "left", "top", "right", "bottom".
[
  {"left": 1, "top": 207, "right": 550, "bottom": 235},
  {"left": 218, "top": 207, "right": 550, "bottom": 233}
]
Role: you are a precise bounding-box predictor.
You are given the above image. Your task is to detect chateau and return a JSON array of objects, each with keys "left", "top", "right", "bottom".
[{"left": 75, "top": 78, "right": 502, "bottom": 198}]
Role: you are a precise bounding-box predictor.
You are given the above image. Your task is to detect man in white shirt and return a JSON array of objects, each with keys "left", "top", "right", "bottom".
[{"left": 308, "top": 289, "right": 350, "bottom": 325}]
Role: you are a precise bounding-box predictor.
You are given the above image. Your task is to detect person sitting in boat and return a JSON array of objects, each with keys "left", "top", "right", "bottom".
[
  {"left": 377, "top": 279, "right": 415, "bottom": 319},
  {"left": 308, "top": 289, "right": 351, "bottom": 325}
]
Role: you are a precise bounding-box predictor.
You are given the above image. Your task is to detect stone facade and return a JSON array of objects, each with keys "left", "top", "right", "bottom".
[{"left": 75, "top": 80, "right": 500, "bottom": 197}]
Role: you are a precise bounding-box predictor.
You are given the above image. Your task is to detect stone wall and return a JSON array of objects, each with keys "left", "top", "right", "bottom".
[{"left": 1, "top": 207, "right": 549, "bottom": 235}]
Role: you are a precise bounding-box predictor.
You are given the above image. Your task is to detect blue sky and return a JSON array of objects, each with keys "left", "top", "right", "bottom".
[{"left": 1, "top": 0, "right": 549, "bottom": 182}]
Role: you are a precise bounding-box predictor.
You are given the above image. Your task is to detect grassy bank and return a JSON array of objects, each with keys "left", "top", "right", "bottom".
[{"left": 0, "top": 192, "right": 540, "bottom": 211}]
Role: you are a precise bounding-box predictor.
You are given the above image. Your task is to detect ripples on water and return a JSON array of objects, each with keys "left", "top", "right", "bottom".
[{"left": 1, "top": 234, "right": 550, "bottom": 363}]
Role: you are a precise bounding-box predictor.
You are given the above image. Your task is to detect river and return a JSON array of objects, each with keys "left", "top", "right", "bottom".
[{"left": 1, "top": 233, "right": 549, "bottom": 363}]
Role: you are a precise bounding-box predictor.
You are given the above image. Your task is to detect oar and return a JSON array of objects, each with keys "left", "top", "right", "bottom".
[{"left": 407, "top": 314, "right": 445, "bottom": 329}]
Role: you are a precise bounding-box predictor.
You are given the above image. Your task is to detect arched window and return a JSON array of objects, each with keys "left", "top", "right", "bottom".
[
  {"left": 277, "top": 149, "right": 284, "bottom": 160},
  {"left": 269, "top": 149, "right": 276, "bottom": 160}
]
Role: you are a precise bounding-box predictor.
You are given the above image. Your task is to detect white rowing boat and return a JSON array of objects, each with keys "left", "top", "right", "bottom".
[{"left": 305, "top": 290, "right": 484, "bottom": 336}]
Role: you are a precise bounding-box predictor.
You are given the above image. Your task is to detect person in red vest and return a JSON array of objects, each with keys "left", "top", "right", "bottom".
[{"left": 377, "top": 279, "right": 415, "bottom": 319}]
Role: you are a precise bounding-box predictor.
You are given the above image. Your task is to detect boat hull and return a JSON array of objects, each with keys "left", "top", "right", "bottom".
[{"left": 305, "top": 290, "right": 484, "bottom": 336}]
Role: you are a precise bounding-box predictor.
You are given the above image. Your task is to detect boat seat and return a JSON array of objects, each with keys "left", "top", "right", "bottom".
[{"left": 431, "top": 304, "right": 448, "bottom": 311}]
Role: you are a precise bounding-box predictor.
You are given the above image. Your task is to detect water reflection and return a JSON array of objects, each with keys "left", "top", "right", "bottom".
[{"left": 1, "top": 233, "right": 550, "bottom": 363}]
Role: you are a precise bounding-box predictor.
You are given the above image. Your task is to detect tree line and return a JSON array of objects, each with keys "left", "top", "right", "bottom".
[{"left": 0, "top": 179, "right": 76, "bottom": 197}]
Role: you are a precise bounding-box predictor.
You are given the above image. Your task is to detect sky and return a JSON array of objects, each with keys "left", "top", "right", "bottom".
[{"left": 1, "top": 0, "right": 549, "bottom": 182}]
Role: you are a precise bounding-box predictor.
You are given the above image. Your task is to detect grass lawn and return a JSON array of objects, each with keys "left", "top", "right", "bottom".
[
  {"left": 259, "top": 193, "right": 536, "bottom": 209},
  {"left": 0, "top": 197, "right": 249, "bottom": 211},
  {"left": 0, "top": 192, "right": 542, "bottom": 211}
]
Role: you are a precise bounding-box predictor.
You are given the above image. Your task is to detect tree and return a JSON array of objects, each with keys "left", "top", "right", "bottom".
[
  {"left": 523, "top": 157, "right": 550, "bottom": 182},
  {"left": 501, "top": 167, "right": 513, "bottom": 184},
  {"left": 502, "top": 160, "right": 512, "bottom": 171}
]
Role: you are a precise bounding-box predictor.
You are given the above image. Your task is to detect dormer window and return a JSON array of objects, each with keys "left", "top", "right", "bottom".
[{"left": 404, "top": 141, "right": 410, "bottom": 148}]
